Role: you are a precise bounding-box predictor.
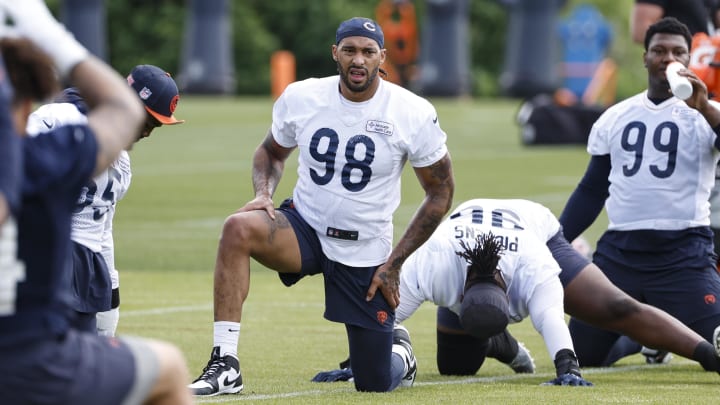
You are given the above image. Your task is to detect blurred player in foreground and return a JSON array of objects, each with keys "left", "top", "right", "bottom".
[
  {"left": 26, "top": 65, "right": 184, "bottom": 336},
  {"left": 0, "top": 1, "right": 192, "bottom": 403}
]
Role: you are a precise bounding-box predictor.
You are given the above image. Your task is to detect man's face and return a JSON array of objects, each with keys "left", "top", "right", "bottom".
[
  {"left": 130, "top": 113, "right": 161, "bottom": 149},
  {"left": 644, "top": 33, "right": 690, "bottom": 90},
  {"left": 333, "top": 36, "right": 386, "bottom": 94}
]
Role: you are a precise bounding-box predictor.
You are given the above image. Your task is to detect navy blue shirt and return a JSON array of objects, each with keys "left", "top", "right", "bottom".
[
  {"left": 0, "top": 55, "right": 19, "bottom": 215},
  {"left": 0, "top": 125, "right": 97, "bottom": 346}
]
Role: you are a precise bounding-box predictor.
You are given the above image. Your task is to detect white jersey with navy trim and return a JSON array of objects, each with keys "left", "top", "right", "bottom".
[
  {"left": 588, "top": 92, "right": 720, "bottom": 231},
  {"left": 397, "top": 198, "right": 562, "bottom": 324},
  {"left": 272, "top": 76, "right": 448, "bottom": 266},
  {"left": 27, "top": 103, "right": 131, "bottom": 289}
]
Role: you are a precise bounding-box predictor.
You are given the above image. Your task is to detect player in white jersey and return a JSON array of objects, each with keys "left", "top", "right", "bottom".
[
  {"left": 560, "top": 17, "right": 720, "bottom": 367},
  {"left": 189, "top": 17, "right": 454, "bottom": 396},
  {"left": 27, "top": 66, "right": 184, "bottom": 335},
  {"left": 316, "top": 197, "right": 720, "bottom": 384}
]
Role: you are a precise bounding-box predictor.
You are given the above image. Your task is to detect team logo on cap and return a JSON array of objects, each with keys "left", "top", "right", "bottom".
[
  {"left": 138, "top": 86, "right": 152, "bottom": 100},
  {"left": 170, "top": 95, "right": 179, "bottom": 114},
  {"left": 363, "top": 21, "right": 376, "bottom": 32}
]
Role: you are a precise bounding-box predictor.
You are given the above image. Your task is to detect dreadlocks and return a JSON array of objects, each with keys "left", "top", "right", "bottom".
[{"left": 456, "top": 232, "right": 505, "bottom": 290}]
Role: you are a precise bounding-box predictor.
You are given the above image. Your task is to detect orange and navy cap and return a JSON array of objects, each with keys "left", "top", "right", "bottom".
[{"left": 127, "top": 64, "right": 184, "bottom": 125}]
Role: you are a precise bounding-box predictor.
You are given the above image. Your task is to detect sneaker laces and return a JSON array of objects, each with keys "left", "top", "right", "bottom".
[{"left": 194, "top": 357, "right": 227, "bottom": 382}]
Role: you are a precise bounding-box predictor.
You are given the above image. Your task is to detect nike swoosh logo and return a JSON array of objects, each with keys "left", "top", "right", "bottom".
[
  {"left": 222, "top": 373, "right": 240, "bottom": 388},
  {"left": 228, "top": 329, "right": 239, "bottom": 332},
  {"left": 42, "top": 119, "right": 53, "bottom": 129},
  {"left": 432, "top": 116, "right": 438, "bottom": 124}
]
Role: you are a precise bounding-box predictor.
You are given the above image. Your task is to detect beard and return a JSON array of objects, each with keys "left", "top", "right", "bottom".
[{"left": 337, "top": 61, "right": 380, "bottom": 93}]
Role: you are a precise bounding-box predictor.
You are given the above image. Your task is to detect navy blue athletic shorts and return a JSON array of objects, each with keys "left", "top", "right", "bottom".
[
  {"left": 69, "top": 241, "right": 112, "bottom": 313},
  {"left": 546, "top": 230, "right": 592, "bottom": 288},
  {"left": 276, "top": 198, "right": 395, "bottom": 332},
  {"left": 0, "top": 330, "right": 159, "bottom": 405},
  {"left": 592, "top": 228, "right": 720, "bottom": 340}
]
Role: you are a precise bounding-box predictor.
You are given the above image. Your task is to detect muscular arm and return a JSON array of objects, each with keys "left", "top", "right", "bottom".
[
  {"left": 528, "top": 277, "right": 575, "bottom": 363},
  {"left": 241, "top": 129, "right": 295, "bottom": 217},
  {"left": 558, "top": 155, "right": 610, "bottom": 242},
  {"left": 72, "top": 57, "right": 145, "bottom": 176},
  {"left": 367, "top": 152, "right": 454, "bottom": 308},
  {"left": 630, "top": 3, "right": 663, "bottom": 44}
]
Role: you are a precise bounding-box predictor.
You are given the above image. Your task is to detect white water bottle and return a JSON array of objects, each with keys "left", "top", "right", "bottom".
[{"left": 666, "top": 62, "right": 693, "bottom": 100}]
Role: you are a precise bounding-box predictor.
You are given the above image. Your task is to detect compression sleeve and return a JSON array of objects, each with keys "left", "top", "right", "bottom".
[{"left": 558, "top": 155, "right": 611, "bottom": 242}]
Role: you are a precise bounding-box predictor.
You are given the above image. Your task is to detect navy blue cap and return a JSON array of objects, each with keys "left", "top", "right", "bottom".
[
  {"left": 335, "top": 17, "right": 384, "bottom": 48},
  {"left": 459, "top": 282, "right": 509, "bottom": 340},
  {"left": 127, "top": 65, "right": 184, "bottom": 125}
]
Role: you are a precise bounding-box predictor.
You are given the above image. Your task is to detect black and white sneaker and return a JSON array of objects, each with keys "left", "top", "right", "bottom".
[
  {"left": 188, "top": 347, "right": 243, "bottom": 396},
  {"left": 392, "top": 324, "right": 417, "bottom": 387},
  {"left": 713, "top": 325, "right": 720, "bottom": 357},
  {"left": 507, "top": 342, "right": 536, "bottom": 374},
  {"left": 640, "top": 346, "right": 672, "bottom": 364}
]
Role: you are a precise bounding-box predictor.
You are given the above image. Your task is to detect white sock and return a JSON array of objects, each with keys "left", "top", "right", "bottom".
[
  {"left": 96, "top": 307, "right": 120, "bottom": 337},
  {"left": 214, "top": 321, "right": 240, "bottom": 358}
]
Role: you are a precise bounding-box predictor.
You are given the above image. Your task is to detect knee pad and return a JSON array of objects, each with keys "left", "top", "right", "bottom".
[{"left": 436, "top": 328, "right": 488, "bottom": 375}]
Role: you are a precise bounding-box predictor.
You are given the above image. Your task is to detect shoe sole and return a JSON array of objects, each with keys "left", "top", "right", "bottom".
[{"left": 193, "top": 384, "right": 244, "bottom": 397}]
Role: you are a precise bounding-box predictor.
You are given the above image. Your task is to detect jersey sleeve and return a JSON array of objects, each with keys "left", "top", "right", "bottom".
[
  {"left": 407, "top": 102, "right": 448, "bottom": 168},
  {"left": 26, "top": 103, "right": 88, "bottom": 137},
  {"left": 23, "top": 125, "right": 98, "bottom": 194},
  {"left": 271, "top": 85, "right": 299, "bottom": 148}
]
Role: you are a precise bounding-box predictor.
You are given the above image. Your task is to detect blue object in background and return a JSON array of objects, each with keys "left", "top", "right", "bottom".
[
  {"left": 178, "top": 0, "right": 236, "bottom": 94},
  {"left": 557, "top": 5, "right": 612, "bottom": 99},
  {"left": 498, "top": 0, "right": 567, "bottom": 99},
  {"left": 60, "top": 0, "right": 107, "bottom": 61},
  {"left": 414, "top": 0, "right": 471, "bottom": 97}
]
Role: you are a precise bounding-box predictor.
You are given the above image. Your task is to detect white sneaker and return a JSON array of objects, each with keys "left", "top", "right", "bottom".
[
  {"left": 188, "top": 347, "right": 243, "bottom": 396},
  {"left": 392, "top": 324, "right": 417, "bottom": 387},
  {"left": 640, "top": 346, "right": 672, "bottom": 364},
  {"left": 507, "top": 342, "right": 535, "bottom": 373}
]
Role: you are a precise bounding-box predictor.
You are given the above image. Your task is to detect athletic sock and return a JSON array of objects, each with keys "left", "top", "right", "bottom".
[
  {"left": 487, "top": 329, "right": 519, "bottom": 364},
  {"left": 214, "top": 321, "right": 240, "bottom": 359},
  {"left": 692, "top": 341, "right": 720, "bottom": 372}
]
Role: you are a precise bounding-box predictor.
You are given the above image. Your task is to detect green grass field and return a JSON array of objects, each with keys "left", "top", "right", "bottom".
[{"left": 114, "top": 96, "right": 719, "bottom": 404}]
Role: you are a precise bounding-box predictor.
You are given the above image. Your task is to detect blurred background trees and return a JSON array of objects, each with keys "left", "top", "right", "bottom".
[{"left": 46, "top": 0, "right": 642, "bottom": 99}]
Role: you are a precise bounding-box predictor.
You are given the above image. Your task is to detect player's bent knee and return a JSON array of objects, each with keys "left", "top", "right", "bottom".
[
  {"left": 436, "top": 329, "right": 485, "bottom": 375},
  {"left": 605, "top": 293, "right": 642, "bottom": 320}
]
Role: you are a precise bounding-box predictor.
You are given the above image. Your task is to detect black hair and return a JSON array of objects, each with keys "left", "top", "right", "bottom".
[
  {"left": 644, "top": 16, "right": 692, "bottom": 51},
  {"left": 456, "top": 232, "right": 504, "bottom": 289}
]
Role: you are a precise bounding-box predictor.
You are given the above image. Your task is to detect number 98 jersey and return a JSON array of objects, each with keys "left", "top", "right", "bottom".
[
  {"left": 588, "top": 93, "right": 720, "bottom": 231},
  {"left": 272, "top": 77, "right": 448, "bottom": 266}
]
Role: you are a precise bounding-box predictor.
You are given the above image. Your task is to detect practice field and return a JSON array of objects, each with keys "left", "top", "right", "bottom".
[{"left": 115, "top": 96, "right": 718, "bottom": 404}]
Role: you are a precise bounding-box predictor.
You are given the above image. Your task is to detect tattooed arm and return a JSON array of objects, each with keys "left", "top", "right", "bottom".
[
  {"left": 239, "top": 128, "right": 295, "bottom": 219},
  {"left": 366, "top": 152, "right": 455, "bottom": 309}
]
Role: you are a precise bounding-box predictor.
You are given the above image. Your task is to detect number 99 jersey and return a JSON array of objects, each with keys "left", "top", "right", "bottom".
[
  {"left": 588, "top": 93, "right": 720, "bottom": 231},
  {"left": 272, "top": 77, "right": 448, "bottom": 266}
]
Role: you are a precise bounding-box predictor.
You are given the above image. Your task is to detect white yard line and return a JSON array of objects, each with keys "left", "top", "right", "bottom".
[{"left": 194, "top": 362, "right": 693, "bottom": 403}]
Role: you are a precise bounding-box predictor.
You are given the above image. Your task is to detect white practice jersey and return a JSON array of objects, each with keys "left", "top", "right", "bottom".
[
  {"left": 27, "top": 103, "right": 132, "bottom": 289},
  {"left": 397, "top": 198, "right": 562, "bottom": 323},
  {"left": 272, "top": 76, "right": 448, "bottom": 266},
  {"left": 588, "top": 92, "right": 720, "bottom": 230}
]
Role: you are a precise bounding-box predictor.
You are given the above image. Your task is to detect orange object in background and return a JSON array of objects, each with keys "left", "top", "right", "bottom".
[
  {"left": 271, "top": 50, "right": 296, "bottom": 99},
  {"left": 375, "top": 0, "right": 419, "bottom": 87},
  {"left": 690, "top": 32, "right": 720, "bottom": 102}
]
